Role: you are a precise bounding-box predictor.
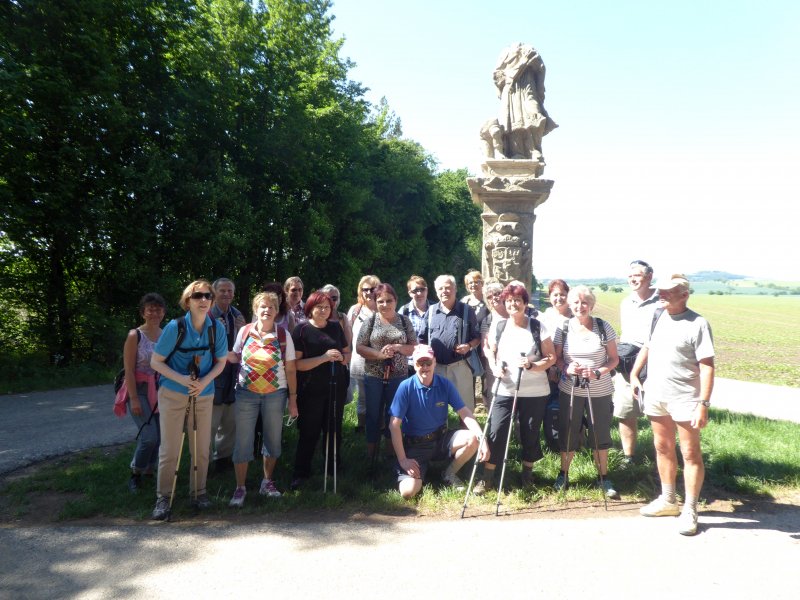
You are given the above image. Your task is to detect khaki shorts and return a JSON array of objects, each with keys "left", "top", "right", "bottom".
[
  {"left": 612, "top": 373, "right": 643, "bottom": 420},
  {"left": 644, "top": 394, "right": 699, "bottom": 423}
]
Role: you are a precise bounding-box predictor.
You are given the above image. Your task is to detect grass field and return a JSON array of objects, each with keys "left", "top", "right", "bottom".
[{"left": 589, "top": 292, "right": 800, "bottom": 387}]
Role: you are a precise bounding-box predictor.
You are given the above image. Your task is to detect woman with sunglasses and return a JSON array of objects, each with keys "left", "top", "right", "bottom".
[
  {"left": 346, "top": 275, "right": 380, "bottom": 432},
  {"left": 290, "top": 291, "right": 351, "bottom": 490},
  {"left": 227, "top": 292, "right": 298, "bottom": 506},
  {"left": 149, "top": 279, "right": 228, "bottom": 520}
]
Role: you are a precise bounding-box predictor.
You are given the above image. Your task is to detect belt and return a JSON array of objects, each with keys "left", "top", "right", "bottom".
[{"left": 404, "top": 425, "right": 447, "bottom": 446}]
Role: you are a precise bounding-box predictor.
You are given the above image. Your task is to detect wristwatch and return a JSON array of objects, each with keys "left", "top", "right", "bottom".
[
  {"left": 700, "top": 400, "right": 711, "bottom": 407},
  {"left": 593, "top": 369, "right": 601, "bottom": 380}
]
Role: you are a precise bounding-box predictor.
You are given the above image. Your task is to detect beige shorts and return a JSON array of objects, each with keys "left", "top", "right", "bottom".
[
  {"left": 644, "top": 393, "right": 699, "bottom": 423},
  {"left": 612, "top": 373, "right": 643, "bottom": 419}
]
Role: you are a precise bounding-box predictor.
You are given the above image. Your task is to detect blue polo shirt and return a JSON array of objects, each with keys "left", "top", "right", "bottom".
[
  {"left": 390, "top": 374, "right": 465, "bottom": 437},
  {"left": 420, "top": 301, "right": 479, "bottom": 365},
  {"left": 154, "top": 312, "right": 228, "bottom": 396}
]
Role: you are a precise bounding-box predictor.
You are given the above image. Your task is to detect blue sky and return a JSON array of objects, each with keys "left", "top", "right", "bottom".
[{"left": 328, "top": 0, "right": 799, "bottom": 281}]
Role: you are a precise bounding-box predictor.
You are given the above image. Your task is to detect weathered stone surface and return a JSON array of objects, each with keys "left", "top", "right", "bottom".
[{"left": 470, "top": 43, "right": 557, "bottom": 288}]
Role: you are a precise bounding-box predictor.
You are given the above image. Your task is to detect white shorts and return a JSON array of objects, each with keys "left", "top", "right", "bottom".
[{"left": 644, "top": 392, "right": 699, "bottom": 423}]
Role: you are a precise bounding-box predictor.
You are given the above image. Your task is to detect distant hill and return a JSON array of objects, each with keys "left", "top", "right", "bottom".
[{"left": 541, "top": 273, "right": 799, "bottom": 296}]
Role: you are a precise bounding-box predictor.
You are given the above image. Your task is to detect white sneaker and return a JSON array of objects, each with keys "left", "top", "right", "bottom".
[
  {"left": 442, "top": 470, "right": 465, "bottom": 491},
  {"left": 640, "top": 495, "right": 680, "bottom": 517},
  {"left": 678, "top": 509, "right": 698, "bottom": 536},
  {"left": 228, "top": 486, "right": 246, "bottom": 508},
  {"left": 259, "top": 478, "right": 282, "bottom": 498}
]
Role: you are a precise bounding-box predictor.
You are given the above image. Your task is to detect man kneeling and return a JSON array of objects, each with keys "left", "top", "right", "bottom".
[{"left": 389, "top": 345, "right": 489, "bottom": 499}]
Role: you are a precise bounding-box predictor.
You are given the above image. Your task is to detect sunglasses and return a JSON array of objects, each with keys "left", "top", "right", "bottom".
[
  {"left": 329, "top": 296, "right": 339, "bottom": 302},
  {"left": 410, "top": 287, "right": 427, "bottom": 294},
  {"left": 361, "top": 287, "right": 376, "bottom": 293},
  {"left": 416, "top": 359, "right": 433, "bottom": 367},
  {"left": 190, "top": 292, "right": 213, "bottom": 300},
  {"left": 630, "top": 260, "right": 651, "bottom": 269},
  {"left": 289, "top": 287, "right": 303, "bottom": 293}
]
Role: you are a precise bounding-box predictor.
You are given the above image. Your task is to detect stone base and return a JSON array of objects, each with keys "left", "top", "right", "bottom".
[{"left": 481, "top": 158, "right": 545, "bottom": 178}]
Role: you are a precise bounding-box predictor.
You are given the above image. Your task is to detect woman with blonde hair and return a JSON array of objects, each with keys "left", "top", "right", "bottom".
[
  {"left": 552, "top": 285, "right": 620, "bottom": 498},
  {"left": 346, "top": 275, "right": 380, "bottom": 431},
  {"left": 150, "top": 279, "right": 228, "bottom": 519},
  {"left": 227, "top": 292, "right": 298, "bottom": 506}
]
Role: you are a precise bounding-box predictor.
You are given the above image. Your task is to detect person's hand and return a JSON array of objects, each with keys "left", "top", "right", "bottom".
[
  {"left": 455, "top": 343, "right": 471, "bottom": 355},
  {"left": 691, "top": 404, "right": 709, "bottom": 430},
  {"left": 491, "top": 363, "right": 506, "bottom": 378},
  {"left": 380, "top": 344, "right": 397, "bottom": 357},
  {"left": 478, "top": 438, "right": 490, "bottom": 462},
  {"left": 187, "top": 376, "right": 205, "bottom": 397},
  {"left": 517, "top": 355, "right": 530, "bottom": 370},
  {"left": 288, "top": 397, "right": 299, "bottom": 418},
  {"left": 566, "top": 362, "right": 580, "bottom": 376},
  {"left": 399, "top": 457, "right": 421, "bottom": 479},
  {"left": 129, "top": 397, "right": 143, "bottom": 417},
  {"left": 325, "top": 349, "right": 343, "bottom": 362},
  {"left": 630, "top": 376, "right": 642, "bottom": 398}
]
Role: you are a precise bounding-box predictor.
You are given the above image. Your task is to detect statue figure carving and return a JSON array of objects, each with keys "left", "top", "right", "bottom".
[{"left": 480, "top": 43, "right": 558, "bottom": 162}]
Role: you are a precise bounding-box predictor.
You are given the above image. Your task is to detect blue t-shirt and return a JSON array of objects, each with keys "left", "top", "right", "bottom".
[
  {"left": 154, "top": 312, "right": 228, "bottom": 396},
  {"left": 390, "top": 374, "right": 465, "bottom": 437}
]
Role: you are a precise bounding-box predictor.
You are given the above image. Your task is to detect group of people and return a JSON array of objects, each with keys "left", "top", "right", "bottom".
[{"left": 115, "top": 263, "right": 714, "bottom": 536}]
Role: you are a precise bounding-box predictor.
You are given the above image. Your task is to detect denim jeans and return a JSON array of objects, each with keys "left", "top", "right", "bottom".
[
  {"left": 129, "top": 382, "right": 160, "bottom": 474},
  {"left": 233, "top": 387, "right": 288, "bottom": 464},
  {"left": 363, "top": 375, "right": 403, "bottom": 443}
]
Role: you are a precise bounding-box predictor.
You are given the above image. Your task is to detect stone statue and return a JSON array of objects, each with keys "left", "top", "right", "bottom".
[{"left": 480, "top": 43, "right": 558, "bottom": 161}]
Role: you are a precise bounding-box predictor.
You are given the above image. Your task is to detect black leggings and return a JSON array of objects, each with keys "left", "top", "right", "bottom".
[
  {"left": 487, "top": 394, "right": 549, "bottom": 466},
  {"left": 293, "top": 384, "right": 346, "bottom": 478},
  {"left": 557, "top": 390, "right": 613, "bottom": 452}
]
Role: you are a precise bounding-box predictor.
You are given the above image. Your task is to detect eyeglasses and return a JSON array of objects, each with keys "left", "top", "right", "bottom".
[
  {"left": 190, "top": 292, "right": 213, "bottom": 300},
  {"left": 361, "top": 287, "right": 375, "bottom": 294},
  {"left": 410, "top": 287, "right": 427, "bottom": 294},
  {"left": 416, "top": 359, "right": 433, "bottom": 367}
]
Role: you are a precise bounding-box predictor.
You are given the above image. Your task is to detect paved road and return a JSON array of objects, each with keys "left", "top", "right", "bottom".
[{"left": 1, "top": 509, "right": 798, "bottom": 599}]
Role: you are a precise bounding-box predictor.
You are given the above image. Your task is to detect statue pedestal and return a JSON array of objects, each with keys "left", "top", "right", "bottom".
[{"left": 467, "top": 161, "right": 554, "bottom": 287}]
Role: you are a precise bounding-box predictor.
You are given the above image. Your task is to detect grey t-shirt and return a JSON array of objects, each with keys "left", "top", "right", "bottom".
[{"left": 644, "top": 309, "right": 714, "bottom": 403}]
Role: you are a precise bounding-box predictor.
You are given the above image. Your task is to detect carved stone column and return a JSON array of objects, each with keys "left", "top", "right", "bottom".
[
  {"left": 469, "top": 42, "right": 557, "bottom": 289},
  {"left": 467, "top": 160, "right": 553, "bottom": 288}
]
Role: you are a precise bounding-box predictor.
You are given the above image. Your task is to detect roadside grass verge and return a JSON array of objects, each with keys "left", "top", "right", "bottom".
[
  {"left": 3, "top": 405, "right": 798, "bottom": 522},
  {"left": 0, "top": 354, "right": 116, "bottom": 395}
]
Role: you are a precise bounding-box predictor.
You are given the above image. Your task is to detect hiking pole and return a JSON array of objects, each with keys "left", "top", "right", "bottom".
[
  {"left": 558, "top": 372, "right": 579, "bottom": 495},
  {"left": 191, "top": 356, "right": 200, "bottom": 507},
  {"left": 332, "top": 359, "right": 339, "bottom": 495},
  {"left": 324, "top": 361, "right": 332, "bottom": 493},
  {"left": 461, "top": 360, "right": 506, "bottom": 519},
  {"left": 167, "top": 358, "right": 199, "bottom": 521},
  {"left": 584, "top": 377, "right": 608, "bottom": 511},
  {"left": 496, "top": 353, "right": 525, "bottom": 516}
]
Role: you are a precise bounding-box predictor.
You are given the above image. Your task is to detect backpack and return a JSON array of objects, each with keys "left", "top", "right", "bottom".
[
  {"left": 494, "top": 316, "right": 542, "bottom": 357},
  {"left": 164, "top": 316, "right": 218, "bottom": 365},
  {"left": 617, "top": 307, "right": 664, "bottom": 382},
  {"left": 238, "top": 322, "right": 287, "bottom": 356}
]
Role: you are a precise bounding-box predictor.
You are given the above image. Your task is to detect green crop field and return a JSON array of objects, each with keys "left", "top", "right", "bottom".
[{"left": 588, "top": 292, "right": 800, "bottom": 387}]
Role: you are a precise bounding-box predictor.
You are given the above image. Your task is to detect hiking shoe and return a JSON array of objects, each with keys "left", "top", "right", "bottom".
[
  {"left": 553, "top": 471, "right": 569, "bottom": 491},
  {"left": 442, "top": 470, "right": 465, "bottom": 491},
  {"left": 473, "top": 479, "right": 492, "bottom": 496},
  {"left": 128, "top": 473, "right": 142, "bottom": 494},
  {"left": 229, "top": 486, "right": 246, "bottom": 508},
  {"left": 619, "top": 456, "right": 635, "bottom": 470},
  {"left": 259, "top": 478, "right": 282, "bottom": 498},
  {"left": 192, "top": 493, "right": 213, "bottom": 510},
  {"left": 678, "top": 509, "right": 698, "bottom": 536},
  {"left": 640, "top": 495, "right": 680, "bottom": 517},
  {"left": 599, "top": 478, "right": 620, "bottom": 499},
  {"left": 151, "top": 496, "right": 170, "bottom": 521},
  {"left": 521, "top": 469, "right": 535, "bottom": 488}
]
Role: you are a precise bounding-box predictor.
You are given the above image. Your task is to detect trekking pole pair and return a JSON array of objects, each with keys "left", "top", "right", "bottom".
[
  {"left": 461, "top": 361, "right": 506, "bottom": 518},
  {"left": 562, "top": 371, "right": 607, "bottom": 511},
  {"left": 167, "top": 356, "right": 200, "bottom": 521},
  {"left": 495, "top": 353, "right": 526, "bottom": 516},
  {"left": 324, "top": 360, "right": 339, "bottom": 494}
]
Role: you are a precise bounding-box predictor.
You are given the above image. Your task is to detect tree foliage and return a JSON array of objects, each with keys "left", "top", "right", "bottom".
[{"left": 0, "top": 0, "right": 480, "bottom": 367}]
